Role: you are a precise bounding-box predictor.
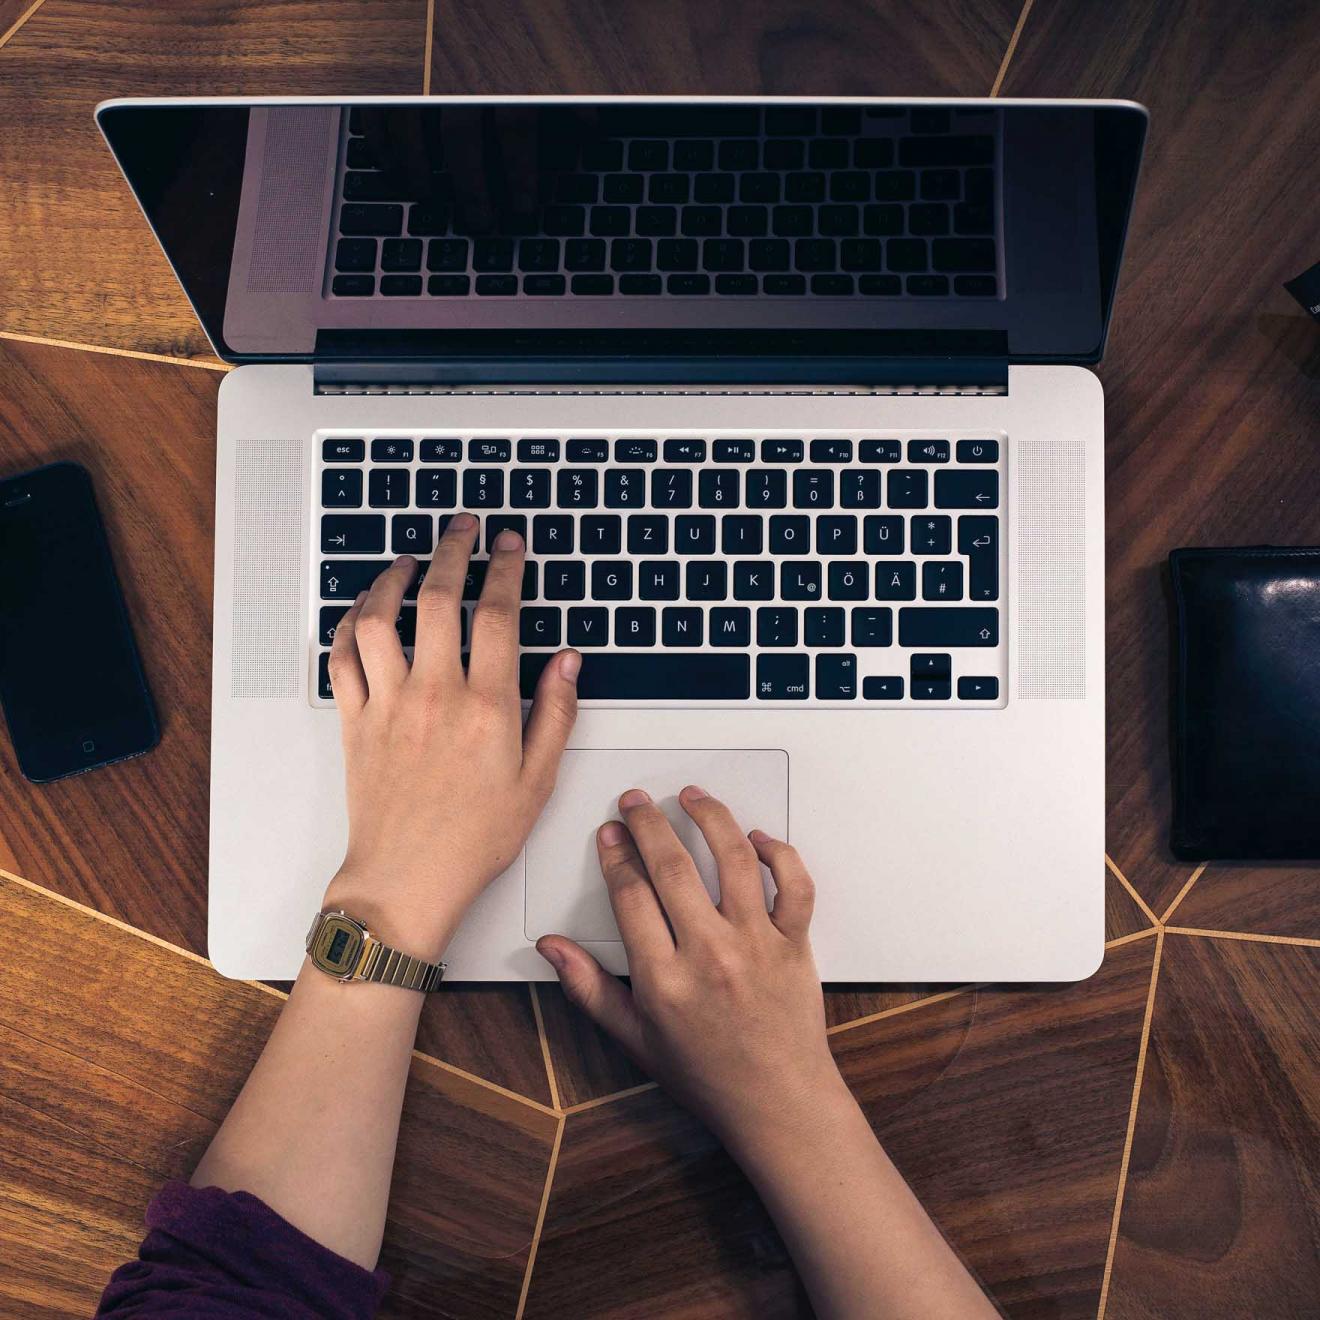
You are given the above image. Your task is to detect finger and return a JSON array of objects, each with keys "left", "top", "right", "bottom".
[
  {"left": 751, "top": 830, "right": 816, "bottom": 941},
  {"left": 596, "top": 819, "right": 674, "bottom": 961},
  {"left": 467, "top": 527, "right": 525, "bottom": 693},
  {"left": 678, "top": 786, "right": 767, "bottom": 924},
  {"left": 536, "top": 936, "right": 649, "bottom": 1065},
  {"left": 326, "top": 591, "right": 369, "bottom": 713},
  {"left": 353, "top": 557, "right": 415, "bottom": 689},
  {"left": 413, "top": 512, "right": 477, "bottom": 681},
  {"left": 618, "top": 790, "right": 719, "bottom": 940},
  {"left": 520, "top": 649, "right": 581, "bottom": 798}
]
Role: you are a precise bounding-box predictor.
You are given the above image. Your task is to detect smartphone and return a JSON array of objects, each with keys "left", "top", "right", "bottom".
[{"left": 0, "top": 462, "right": 159, "bottom": 782}]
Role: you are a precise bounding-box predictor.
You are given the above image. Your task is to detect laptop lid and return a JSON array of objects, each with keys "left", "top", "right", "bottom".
[{"left": 96, "top": 96, "right": 1146, "bottom": 381}]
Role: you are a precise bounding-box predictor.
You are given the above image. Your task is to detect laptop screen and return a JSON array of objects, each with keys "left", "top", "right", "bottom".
[{"left": 97, "top": 98, "right": 1145, "bottom": 370}]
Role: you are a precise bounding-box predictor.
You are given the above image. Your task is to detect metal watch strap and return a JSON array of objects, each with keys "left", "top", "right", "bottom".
[{"left": 358, "top": 939, "right": 446, "bottom": 993}]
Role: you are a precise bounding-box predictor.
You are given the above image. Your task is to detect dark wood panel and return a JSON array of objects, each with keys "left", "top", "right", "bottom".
[
  {"left": 1107, "top": 865, "right": 1154, "bottom": 941},
  {"left": 430, "top": 0, "right": 1020, "bottom": 96},
  {"left": 0, "top": 870, "right": 559, "bottom": 1320},
  {"left": 1107, "top": 932, "right": 1320, "bottom": 1318},
  {"left": 528, "top": 938, "right": 1154, "bottom": 1318},
  {"left": 1001, "top": 0, "right": 1320, "bottom": 918},
  {"left": 0, "top": 0, "right": 428, "bottom": 360},
  {"left": 1170, "top": 863, "right": 1320, "bottom": 941}
]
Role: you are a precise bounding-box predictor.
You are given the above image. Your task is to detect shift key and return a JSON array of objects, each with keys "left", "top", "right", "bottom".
[{"left": 898, "top": 607, "right": 998, "bottom": 647}]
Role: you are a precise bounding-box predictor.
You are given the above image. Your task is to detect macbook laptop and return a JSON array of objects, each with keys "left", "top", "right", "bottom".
[{"left": 97, "top": 96, "right": 1146, "bottom": 982}]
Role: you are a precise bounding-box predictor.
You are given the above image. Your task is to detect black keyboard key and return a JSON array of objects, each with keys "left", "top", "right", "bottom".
[
  {"left": 710, "top": 607, "right": 751, "bottom": 647},
  {"left": 543, "top": 561, "right": 586, "bottom": 600},
  {"left": 840, "top": 470, "right": 882, "bottom": 509},
  {"left": 922, "top": 561, "right": 963, "bottom": 601},
  {"left": 741, "top": 172, "right": 780, "bottom": 203},
  {"left": 746, "top": 469, "right": 788, "bottom": 508},
  {"left": 393, "top": 514, "right": 434, "bottom": 554},
  {"left": 557, "top": 469, "right": 599, "bottom": 508},
  {"left": 875, "top": 562, "right": 917, "bottom": 600},
  {"left": 907, "top": 274, "right": 950, "bottom": 296},
  {"left": 616, "top": 607, "right": 657, "bottom": 647},
  {"left": 571, "top": 274, "right": 614, "bottom": 295},
  {"left": 933, "top": 238, "right": 996, "bottom": 273},
  {"left": 521, "top": 607, "right": 562, "bottom": 647},
  {"left": 463, "top": 469, "right": 504, "bottom": 508},
  {"left": 320, "top": 560, "right": 387, "bottom": 599},
  {"left": 667, "top": 273, "right": 711, "bottom": 295},
  {"left": 859, "top": 439, "right": 902, "bottom": 463},
  {"left": 568, "top": 607, "right": 610, "bottom": 647},
  {"left": 756, "top": 653, "right": 809, "bottom": 700},
  {"left": 468, "top": 438, "right": 510, "bottom": 463},
  {"left": 769, "top": 515, "right": 810, "bottom": 554},
  {"left": 958, "top": 515, "right": 999, "bottom": 601},
  {"left": 757, "top": 607, "right": 798, "bottom": 647},
  {"left": 335, "top": 238, "right": 377, "bottom": 272},
  {"left": 911, "top": 516, "right": 952, "bottom": 555},
  {"left": 912, "top": 678, "right": 952, "bottom": 701},
  {"left": 611, "top": 238, "right": 652, "bottom": 271},
  {"left": 475, "top": 274, "right": 517, "bottom": 296},
  {"left": 721, "top": 516, "right": 762, "bottom": 555},
  {"left": 657, "top": 238, "right": 699, "bottom": 272},
  {"left": 524, "top": 274, "right": 568, "bottom": 296},
  {"left": 863, "top": 205, "right": 904, "bottom": 236},
  {"left": 620, "top": 274, "right": 663, "bottom": 295},
  {"left": 811, "top": 273, "right": 854, "bottom": 296},
  {"left": 318, "top": 651, "right": 334, "bottom": 699},
  {"left": 863, "top": 675, "right": 904, "bottom": 700},
  {"left": 674, "top": 515, "right": 716, "bottom": 555},
  {"left": 886, "top": 238, "right": 927, "bottom": 273},
  {"left": 733, "top": 560, "right": 775, "bottom": 600},
  {"left": 461, "top": 560, "right": 538, "bottom": 602},
  {"left": 694, "top": 174, "right": 734, "bottom": 205},
  {"left": 716, "top": 273, "right": 758, "bottom": 296},
  {"left": 762, "top": 439, "right": 804, "bottom": 464},
  {"left": 332, "top": 274, "right": 375, "bottom": 297},
  {"left": 794, "top": 239, "right": 836, "bottom": 272},
  {"left": 579, "top": 515, "right": 622, "bottom": 555},
  {"left": 518, "top": 238, "right": 561, "bottom": 271},
  {"left": 827, "top": 561, "right": 869, "bottom": 600},
  {"left": 509, "top": 469, "right": 552, "bottom": 508},
  {"left": 958, "top": 676, "right": 999, "bottom": 701},
  {"left": 340, "top": 203, "right": 403, "bottom": 236},
  {"left": 911, "top": 653, "right": 951, "bottom": 678},
  {"left": 567, "top": 438, "right": 609, "bottom": 462},
  {"left": 319, "top": 605, "right": 350, "bottom": 646},
  {"left": 370, "top": 438, "right": 413, "bottom": 463},
  {"left": 818, "top": 205, "right": 859, "bottom": 237},
  {"left": 956, "top": 439, "right": 999, "bottom": 463},
  {"left": 323, "top": 437, "right": 366, "bottom": 463},
  {"left": 647, "top": 175, "right": 687, "bottom": 205},
  {"left": 816, "top": 515, "right": 857, "bottom": 555},
  {"left": 368, "top": 469, "right": 409, "bottom": 508},
  {"left": 417, "top": 470, "right": 458, "bottom": 508},
  {"left": 698, "top": 470, "right": 738, "bottom": 508},
  {"left": 898, "top": 607, "right": 999, "bottom": 647},
  {"left": 565, "top": 239, "right": 606, "bottom": 272},
  {"left": 810, "top": 439, "right": 852, "bottom": 464},
  {"left": 909, "top": 203, "right": 950, "bottom": 237},
  {"left": 520, "top": 651, "right": 749, "bottom": 700},
  {"left": 921, "top": 168, "right": 961, "bottom": 201},
  {"left": 704, "top": 238, "right": 745, "bottom": 272},
  {"left": 763, "top": 273, "right": 806, "bottom": 295},
  {"left": 805, "top": 607, "right": 844, "bottom": 647},
  {"left": 664, "top": 439, "right": 707, "bottom": 463},
  {"left": 781, "top": 561, "right": 822, "bottom": 601},
  {"left": 863, "top": 515, "right": 904, "bottom": 554},
  {"left": 381, "top": 238, "right": 423, "bottom": 271},
  {"left": 874, "top": 171, "right": 916, "bottom": 202},
  {"left": 815, "top": 653, "right": 858, "bottom": 699},
  {"left": 627, "top": 515, "right": 669, "bottom": 555},
  {"left": 727, "top": 206, "right": 768, "bottom": 238},
  {"left": 533, "top": 515, "right": 574, "bottom": 554},
  {"left": 651, "top": 469, "right": 693, "bottom": 508},
  {"left": 851, "top": 608, "right": 893, "bottom": 647},
  {"left": 426, "top": 273, "right": 471, "bottom": 297},
  {"left": 321, "top": 514, "right": 385, "bottom": 554},
  {"left": 908, "top": 439, "right": 950, "bottom": 464},
  {"left": 685, "top": 561, "right": 727, "bottom": 600},
  {"left": 899, "top": 135, "right": 995, "bottom": 168},
  {"left": 484, "top": 514, "right": 527, "bottom": 552},
  {"left": 793, "top": 470, "right": 834, "bottom": 508},
  {"left": 714, "top": 439, "right": 756, "bottom": 463},
  {"left": 616, "top": 439, "right": 658, "bottom": 463},
  {"left": 935, "top": 470, "right": 998, "bottom": 509},
  {"left": 604, "top": 468, "right": 646, "bottom": 508},
  {"left": 772, "top": 206, "right": 813, "bottom": 237},
  {"left": 953, "top": 203, "right": 995, "bottom": 236},
  {"left": 887, "top": 470, "right": 928, "bottom": 509},
  {"left": 662, "top": 607, "right": 704, "bottom": 647},
  {"left": 786, "top": 171, "right": 826, "bottom": 203},
  {"left": 639, "top": 560, "right": 680, "bottom": 600},
  {"left": 420, "top": 438, "right": 462, "bottom": 462},
  {"left": 855, "top": 139, "right": 893, "bottom": 168},
  {"left": 427, "top": 239, "right": 468, "bottom": 272},
  {"left": 590, "top": 207, "right": 631, "bottom": 238},
  {"left": 672, "top": 140, "right": 714, "bottom": 170},
  {"left": 472, "top": 239, "right": 514, "bottom": 272}
]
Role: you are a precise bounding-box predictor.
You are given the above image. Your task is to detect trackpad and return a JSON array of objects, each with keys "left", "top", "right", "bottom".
[{"left": 525, "top": 749, "right": 789, "bottom": 942}]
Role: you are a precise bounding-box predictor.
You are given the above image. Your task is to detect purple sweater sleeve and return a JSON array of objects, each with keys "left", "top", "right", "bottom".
[{"left": 96, "top": 1182, "right": 389, "bottom": 1318}]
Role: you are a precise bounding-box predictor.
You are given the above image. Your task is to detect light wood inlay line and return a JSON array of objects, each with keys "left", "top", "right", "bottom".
[
  {"left": 422, "top": 0, "right": 435, "bottom": 95},
  {"left": 1165, "top": 926, "right": 1320, "bottom": 951},
  {"left": 1159, "top": 864, "right": 1207, "bottom": 925},
  {"left": 1096, "top": 928, "right": 1164, "bottom": 1320},
  {"left": 0, "top": 0, "right": 47, "bottom": 50},
  {"left": 1105, "top": 854, "right": 1160, "bottom": 927},
  {"left": 825, "top": 984, "right": 979, "bottom": 1037},
  {"left": 514, "top": 1113, "right": 565, "bottom": 1320},
  {"left": 0, "top": 330, "right": 229, "bottom": 371},
  {"left": 528, "top": 983, "right": 563, "bottom": 1112},
  {"left": 562, "top": 1081, "right": 660, "bottom": 1116},
  {"left": 988, "top": 0, "right": 1036, "bottom": 97},
  {"left": 1105, "top": 927, "right": 1159, "bottom": 950}
]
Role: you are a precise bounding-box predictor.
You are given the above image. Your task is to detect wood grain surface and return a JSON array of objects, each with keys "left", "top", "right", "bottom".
[
  {"left": 0, "top": 870, "right": 560, "bottom": 1320},
  {"left": 1106, "top": 933, "right": 1320, "bottom": 1318},
  {"left": 1169, "top": 863, "right": 1320, "bottom": 941}
]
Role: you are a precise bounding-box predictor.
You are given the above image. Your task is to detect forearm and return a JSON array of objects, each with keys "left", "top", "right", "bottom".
[
  {"left": 191, "top": 959, "right": 423, "bottom": 1269},
  {"left": 726, "top": 1078, "right": 996, "bottom": 1320}
]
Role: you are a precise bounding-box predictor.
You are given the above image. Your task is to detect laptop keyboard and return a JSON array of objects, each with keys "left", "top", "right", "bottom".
[
  {"left": 314, "top": 432, "right": 1006, "bottom": 706},
  {"left": 329, "top": 104, "right": 1000, "bottom": 301}
]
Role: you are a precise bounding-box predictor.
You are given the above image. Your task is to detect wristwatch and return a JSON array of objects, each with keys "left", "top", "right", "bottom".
[{"left": 305, "top": 910, "right": 447, "bottom": 992}]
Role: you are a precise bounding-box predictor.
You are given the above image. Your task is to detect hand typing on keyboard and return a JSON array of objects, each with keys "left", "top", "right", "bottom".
[{"left": 320, "top": 514, "right": 581, "bottom": 959}]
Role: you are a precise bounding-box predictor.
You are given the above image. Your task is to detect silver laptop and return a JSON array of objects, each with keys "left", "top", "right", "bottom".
[{"left": 98, "top": 96, "right": 1146, "bottom": 982}]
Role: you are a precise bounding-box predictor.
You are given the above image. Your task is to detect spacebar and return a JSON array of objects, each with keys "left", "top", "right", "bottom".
[{"left": 520, "top": 652, "right": 751, "bottom": 700}]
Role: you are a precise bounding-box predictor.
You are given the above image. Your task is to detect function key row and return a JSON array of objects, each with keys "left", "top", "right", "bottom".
[{"left": 322, "top": 437, "right": 1000, "bottom": 466}]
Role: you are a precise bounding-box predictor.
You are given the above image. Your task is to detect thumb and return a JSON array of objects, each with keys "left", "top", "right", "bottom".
[
  {"left": 536, "top": 935, "right": 648, "bottom": 1065},
  {"left": 521, "top": 649, "right": 580, "bottom": 794}
]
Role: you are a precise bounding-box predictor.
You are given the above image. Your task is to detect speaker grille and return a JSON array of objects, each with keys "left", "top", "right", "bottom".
[
  {"left": 245, "top": 108, "right": 333, "bottom": 295},
  {"left": 1015, "top": 441, "right": 1086, "bottom": 700},
  {"left": 231, "top": 437, "right": 303, "bottom": 699}
]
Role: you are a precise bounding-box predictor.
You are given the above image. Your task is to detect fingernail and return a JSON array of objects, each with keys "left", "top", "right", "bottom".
[
  {"left": 748, "top": 828, "right": 771, "bottom": 844},
  {"left": 395, "top": 554, "right": 415, "bottom": 568},
  {"left": 353, "top": 591, "right": 368, "bottom": 605},
  {"left": 449, "top": 512, "right": 476, "bottom": 531},
  {"left": 618, "top": 788, "right": 650, "bottom": 809},
  {"left": 683, "top": 784, "right": 709, "bottom": 801},
  {"left": 537, "top": 942, "right": 566, "bottom": 972},
  {"left": 559, "top": 649, "right": 581, "bottom": 681},
  {"left": 599, "top": 820, "right": 626, "bottom": 846},
  {"left": 494, "top": 528, "right": 523, "bottom": 550}
]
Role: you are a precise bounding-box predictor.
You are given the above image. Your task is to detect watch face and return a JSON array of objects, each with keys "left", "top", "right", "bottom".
[{"left": 311, "top": 914, "right": 365, "bottom": 978}]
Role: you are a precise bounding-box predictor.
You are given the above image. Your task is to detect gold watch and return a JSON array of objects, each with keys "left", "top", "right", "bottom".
[{"left": 305, "top": 910, "right": 447, "bottom": 992}]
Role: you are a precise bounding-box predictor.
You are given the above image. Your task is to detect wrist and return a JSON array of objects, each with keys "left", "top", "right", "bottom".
[
  {"left": 716, "top": 1064, "right": 861, "bottom": 1171},
  {"left": 320, "top": 868, "right": 471, "bottom": 962}
]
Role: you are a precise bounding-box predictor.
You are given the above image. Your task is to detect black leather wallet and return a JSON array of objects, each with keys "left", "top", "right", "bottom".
[{"left": 1171, "top": 547, "right": 1320, "bottom": 859}]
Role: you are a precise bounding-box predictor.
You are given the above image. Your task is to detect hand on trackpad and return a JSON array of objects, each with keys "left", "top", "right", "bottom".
[{"left": 524, "top": 749, "right": 789, "bottom": 942}]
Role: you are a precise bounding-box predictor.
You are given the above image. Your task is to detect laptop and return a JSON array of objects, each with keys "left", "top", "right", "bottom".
[{"left": 97, "top": 96, "right": 1146, "bottom": 982}]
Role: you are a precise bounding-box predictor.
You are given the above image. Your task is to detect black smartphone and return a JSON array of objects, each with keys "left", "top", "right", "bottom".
[{"left": 0, "top": 462, "right": 159, "bottom": 782}]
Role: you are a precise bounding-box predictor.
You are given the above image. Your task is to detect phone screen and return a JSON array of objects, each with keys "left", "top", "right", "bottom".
[{"left": 0, "top": 463, "right": 158, "bottom": 782}]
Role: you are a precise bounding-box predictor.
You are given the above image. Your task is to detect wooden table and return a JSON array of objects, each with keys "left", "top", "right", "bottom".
[{"left": 0, "top": 1, "right": 1317, "bottom": 1315}]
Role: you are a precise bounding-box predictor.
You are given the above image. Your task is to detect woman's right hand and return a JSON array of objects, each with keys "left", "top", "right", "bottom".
[{"left": 536, "top": 786, "right": 848, "bottom": 1151}]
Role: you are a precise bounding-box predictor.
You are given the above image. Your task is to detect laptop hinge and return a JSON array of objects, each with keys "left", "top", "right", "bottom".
[{"left": 312, "top": 358, "right": 1008, "bottom": 397}]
